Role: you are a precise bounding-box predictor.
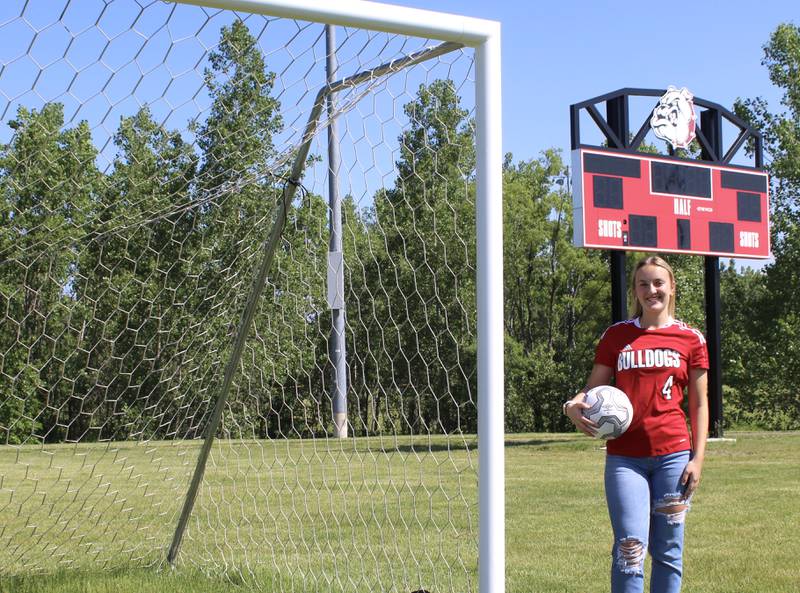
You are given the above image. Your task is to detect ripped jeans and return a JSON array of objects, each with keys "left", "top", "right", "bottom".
[{"left": 604, "top": 451, "right": 691, "bottom": 593}]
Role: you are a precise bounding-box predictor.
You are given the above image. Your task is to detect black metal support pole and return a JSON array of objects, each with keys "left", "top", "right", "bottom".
[
  {"left": 610, "top": 253, "right": 627, "bottom": 322},
  {"left": 703, "top": 257, "right": 723, "bottom": 437},
  {"left": 700, "top": 108, "right": 724, "bottom": 437},
  {"left": 607, "top": 96, "right": 628, "bottom": 323}
]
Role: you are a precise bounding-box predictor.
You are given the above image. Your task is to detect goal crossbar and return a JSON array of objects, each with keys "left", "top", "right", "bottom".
[{"left": 174, "top": 0, "right": 497, "bottom": 45}]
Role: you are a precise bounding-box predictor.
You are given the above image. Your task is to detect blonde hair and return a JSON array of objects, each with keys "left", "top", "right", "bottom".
[{"left": 630, "top": 255, "right": 676, "bottom": 319}]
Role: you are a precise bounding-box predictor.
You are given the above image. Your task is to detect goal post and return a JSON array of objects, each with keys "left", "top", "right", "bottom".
[
  {"left": 0, "top": 1, "right": 504, "bottom": 591},
  {"left": 475, "top": 27, "right": 504, "bottom": 593}
]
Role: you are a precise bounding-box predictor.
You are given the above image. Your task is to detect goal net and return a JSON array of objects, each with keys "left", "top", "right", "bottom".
[{"left": 0, "top": 1, "right": 501, "bottom": 591}]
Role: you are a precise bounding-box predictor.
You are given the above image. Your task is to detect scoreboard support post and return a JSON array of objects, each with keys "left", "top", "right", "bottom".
[
  {"left": 607, "top": 96, "right": 628, "bottom": 323},
  {"left": 701, "top": 108, "right": 724, "bottom": 438},
  {"left": 610, "top": 253, "right": 627, "bottom": 323},
  {"left": 704, "top": 257, "right": 723, "bottom": 437}
]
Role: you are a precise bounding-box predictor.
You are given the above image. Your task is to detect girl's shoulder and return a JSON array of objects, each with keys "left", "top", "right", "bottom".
[
  {"left": 599, "top": 318, "right": 638, "bottom": 341},
  {"left": 670, "top": 319, "right": 707, "bottom": 344}
]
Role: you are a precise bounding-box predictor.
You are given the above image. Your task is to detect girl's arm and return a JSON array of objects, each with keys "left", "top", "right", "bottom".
[
  {"left": 682, "top": 368, "right": 708, "bottom": 497},
  {"left": 563, "top": 363, "right": 614, "bottom": 437}
]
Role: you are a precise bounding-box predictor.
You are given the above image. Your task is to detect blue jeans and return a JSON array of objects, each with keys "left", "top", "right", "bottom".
[{"left": 604, "top": 451, "right": 692, "bottom": 593}]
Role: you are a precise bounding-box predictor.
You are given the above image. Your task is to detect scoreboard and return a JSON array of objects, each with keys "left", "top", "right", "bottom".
[{"left": 572, "top": 147, "right": 770, "bottom": 259}]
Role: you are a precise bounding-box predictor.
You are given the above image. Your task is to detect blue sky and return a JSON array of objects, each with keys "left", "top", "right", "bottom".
[
  {"left": 3, "top": 0, "right": 792, "bottom": 170},
  {"left": 0, "top": 0, "right": 792, "bottom": 269},
  {"left": 393, "top": 0, "right": 794, "bottom": 164},
  {"left": 394, "top": 0, "right": 795, "bottom": 268}
]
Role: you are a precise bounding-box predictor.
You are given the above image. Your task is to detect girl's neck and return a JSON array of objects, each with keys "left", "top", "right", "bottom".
[{"left": 638, "top": 312, "right": 673, "bottom": 330}]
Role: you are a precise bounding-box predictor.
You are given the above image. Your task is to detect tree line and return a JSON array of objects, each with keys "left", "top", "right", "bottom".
[{"left": 1, "top": 22, "right": 798, "bottom": 445}]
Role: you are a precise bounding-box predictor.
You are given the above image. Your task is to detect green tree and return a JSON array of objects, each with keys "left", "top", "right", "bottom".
[
  {"left": 73, "top": 107, "right": 198, "bottom": 441},
  {"left": 730, "top": 22, "right": 800, "bottom": 429},
  {"left": 502, "top": 151, "right": 610, "bottom": 432},
  {"left": 658, "top": 253, "right": 705, "bottom": 329},
  {"left": 225, "top": 188, "right": 330, "bottom": 440},
  {"left": 193, "top": 20, "right": 331, "bottom": 439},
  {"left": 367, "top": 79, "right": 477, "bottom": 435},
  {"left": 0, "top": 104, "right": 100, "bottom": 443},
  {"left": 196, "top": 19, "right": 283, "bottom": 288}
]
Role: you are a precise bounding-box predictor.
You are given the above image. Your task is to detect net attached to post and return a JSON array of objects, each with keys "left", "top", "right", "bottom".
[{"left": 0, "top": 1, "right": 479, "bottom": 591}]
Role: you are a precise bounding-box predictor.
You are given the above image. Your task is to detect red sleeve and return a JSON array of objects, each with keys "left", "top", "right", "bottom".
[
  {"left": 593, "top": 326, "right": 617, "bottom": 368},
  {"left": 690, "top": 330, "right": 709, "bottom": 370}
]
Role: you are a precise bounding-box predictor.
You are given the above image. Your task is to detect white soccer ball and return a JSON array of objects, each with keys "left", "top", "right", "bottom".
[{"left": 582, "top": 385, "right": 633, "bottom": 440}]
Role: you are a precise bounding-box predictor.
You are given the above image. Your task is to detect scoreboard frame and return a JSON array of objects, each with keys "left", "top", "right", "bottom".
[{"left": 572, "top": 146, "right": 771, "bottom": 259}]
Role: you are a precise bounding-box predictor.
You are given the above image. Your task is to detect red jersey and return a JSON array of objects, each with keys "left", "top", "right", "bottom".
[{"left": 594, "top": 318, "right": 709, "bottom": 457}]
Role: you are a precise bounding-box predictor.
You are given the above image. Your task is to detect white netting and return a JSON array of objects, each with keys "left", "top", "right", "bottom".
[{"left": 0, "top": 1, "right": 478, "bottom": 591}]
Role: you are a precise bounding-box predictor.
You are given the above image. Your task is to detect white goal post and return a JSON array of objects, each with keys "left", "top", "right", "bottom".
[{"left": 0, "top": 1, "right": 503, "bottom": 591}]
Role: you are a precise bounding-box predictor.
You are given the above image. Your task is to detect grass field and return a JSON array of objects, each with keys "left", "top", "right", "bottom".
[{"left": 1, "top": 431, "right": 798, "bottom": 593}]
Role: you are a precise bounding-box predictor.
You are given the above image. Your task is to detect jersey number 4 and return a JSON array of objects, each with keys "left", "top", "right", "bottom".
[{"left": 662, "top": 375, "right": 674, "bottom": 400}]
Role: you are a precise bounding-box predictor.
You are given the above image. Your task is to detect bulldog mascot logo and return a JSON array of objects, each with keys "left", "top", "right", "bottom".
[{"left": 650, "top": 86, "right": 697, "bottom": 150}]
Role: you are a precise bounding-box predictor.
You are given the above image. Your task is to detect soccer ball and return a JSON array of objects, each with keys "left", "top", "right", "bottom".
[{"left": 582, "top": 385, "right": 633, "bottom": 440}]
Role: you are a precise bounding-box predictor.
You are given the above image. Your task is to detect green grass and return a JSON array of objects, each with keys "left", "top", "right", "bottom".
[{"left": 1, "top": 432, "right": 798, "bottom": 592}]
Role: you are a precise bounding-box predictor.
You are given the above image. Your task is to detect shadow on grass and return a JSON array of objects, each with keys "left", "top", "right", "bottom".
[
  {"left": 385, "top": 435, "right": 588, "bottom": 454},
  {"left": 504, "top": 437, "right": 587, "bottom": 448},
  {"left": 0, "top": 567, "right": 256, "bottom": 593}
]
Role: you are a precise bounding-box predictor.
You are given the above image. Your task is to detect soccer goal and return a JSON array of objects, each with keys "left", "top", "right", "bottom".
[{"left": 0, "top": 1, "right": 503, "bottom": 591}]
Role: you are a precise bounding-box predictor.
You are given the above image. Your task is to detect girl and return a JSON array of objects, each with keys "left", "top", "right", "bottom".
[{"left": 564, "top": 256, "right": 709, "bottom": 593}]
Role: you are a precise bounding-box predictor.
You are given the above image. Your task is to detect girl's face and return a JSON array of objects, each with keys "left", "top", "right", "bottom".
[{"left": 635, "top": 264, "right": 674, "bottom": 318}]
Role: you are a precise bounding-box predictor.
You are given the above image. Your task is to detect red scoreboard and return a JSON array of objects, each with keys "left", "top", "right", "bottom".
[{"left": 572, "top": 147, "right": 770, "bottom": 259}]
